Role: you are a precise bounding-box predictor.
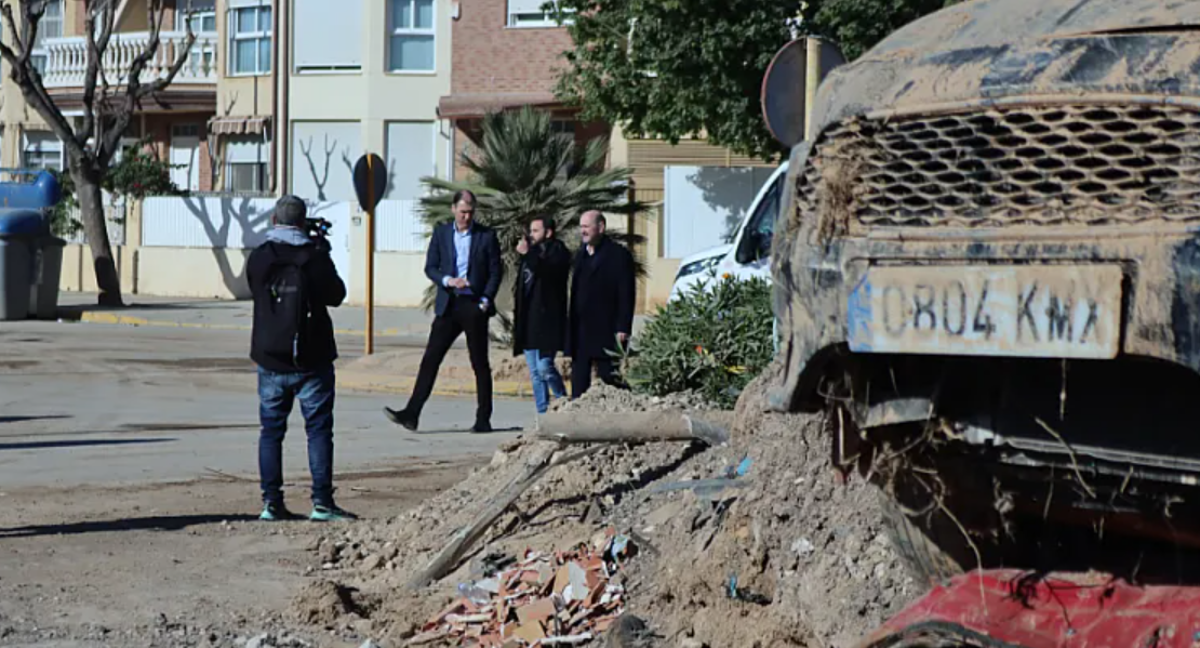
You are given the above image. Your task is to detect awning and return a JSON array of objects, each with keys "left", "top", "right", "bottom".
[
  {"left": 208, "top": 116, "right": 271, "bottom": 135},
  {"left": 437, "top": 92, "right": 562, "bottom": 120}
]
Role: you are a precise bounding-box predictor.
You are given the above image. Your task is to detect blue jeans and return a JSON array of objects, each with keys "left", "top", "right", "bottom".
[
  {"left": 524, "top": 350, "right": 567, "bottom": 414},
  {"left": 258, "top": 365, "right": 336, "bottom": 507}
]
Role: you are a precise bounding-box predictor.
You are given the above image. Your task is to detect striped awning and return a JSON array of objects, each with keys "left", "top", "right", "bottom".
[
  {"left": 437, "top": 92, "right": 561, "bottom": 120},
  {"left": 208, "top": 116, "right": 271, "bottom": 135}
]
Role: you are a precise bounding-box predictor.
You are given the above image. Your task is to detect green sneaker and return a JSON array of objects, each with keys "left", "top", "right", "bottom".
[
  {"left": 259, "top": 502, "right": 303, "bottom": 521},
  {"left": 310, "top": 504, "right": 358, "bottom": 522}
]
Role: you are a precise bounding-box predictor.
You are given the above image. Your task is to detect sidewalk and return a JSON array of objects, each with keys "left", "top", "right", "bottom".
[
  {"left": 55, "top": 292, "right": 625, "bottom": 401},
  {"left": 57, "top": 292, "right": 436, "bottom": 341}
]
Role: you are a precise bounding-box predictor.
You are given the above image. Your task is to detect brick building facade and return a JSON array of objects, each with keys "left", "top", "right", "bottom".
[{"left": 438, "top": 0, "right": 608, "bottom": 180}]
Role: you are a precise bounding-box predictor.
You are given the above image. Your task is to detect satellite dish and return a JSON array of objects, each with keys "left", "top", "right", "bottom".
[{"left": 761, "top": 38, "right": 847, "bottom": 148}]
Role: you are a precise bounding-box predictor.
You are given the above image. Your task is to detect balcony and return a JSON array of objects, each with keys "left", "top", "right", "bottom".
[{"left": 41, "top": 31, "right": 219, "bottom": 90}]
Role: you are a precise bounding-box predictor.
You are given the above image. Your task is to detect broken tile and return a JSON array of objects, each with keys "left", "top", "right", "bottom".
[
  {"left": 516, "top": 597, "right": 557, "bottom": 626},
  {"left": 512, "top": 622, "right": 546, "bottom": 644}
]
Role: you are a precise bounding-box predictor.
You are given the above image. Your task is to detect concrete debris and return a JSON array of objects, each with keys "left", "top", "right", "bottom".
[{"left": 413, "top": 533, "right": 631, "bottom": 647}]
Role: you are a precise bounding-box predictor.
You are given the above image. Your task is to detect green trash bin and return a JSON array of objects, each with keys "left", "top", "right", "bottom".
[{"left": 0, "top": 209, "right": 46, "bottom": 321}]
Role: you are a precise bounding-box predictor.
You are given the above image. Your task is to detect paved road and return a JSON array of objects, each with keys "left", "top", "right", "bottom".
[{"left": 0, "top": 320, "right": 534, "bottom": 490}]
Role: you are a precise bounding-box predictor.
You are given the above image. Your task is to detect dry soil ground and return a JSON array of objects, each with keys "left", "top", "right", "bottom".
[{"left": 0, "top": 320, "right": 532, "bottom": 648}]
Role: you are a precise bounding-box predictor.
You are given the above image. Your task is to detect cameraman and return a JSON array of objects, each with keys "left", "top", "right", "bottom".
[{"left": 247, "top": 195, "right": 354, "bottom": 522}]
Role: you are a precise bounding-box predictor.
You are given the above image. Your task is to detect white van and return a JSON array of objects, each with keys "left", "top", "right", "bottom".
[{"left": 668, "top": 161, "right": 788, "bottom": 301}]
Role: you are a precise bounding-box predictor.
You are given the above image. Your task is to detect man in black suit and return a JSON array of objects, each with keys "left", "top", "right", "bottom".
[
  {"left": 568, "top": 210, "right": 636, "bottom": 398},
  {"left": 513, "top": 215, "right": 571, "bottom": 414},
  {"left": 384, "top": 190, "right": 502, "bottom": 432}
]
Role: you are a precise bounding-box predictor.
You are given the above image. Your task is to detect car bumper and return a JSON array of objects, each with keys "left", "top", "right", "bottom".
[{"left": 771, "top": 224, "right": 1200, "bottom": 411}]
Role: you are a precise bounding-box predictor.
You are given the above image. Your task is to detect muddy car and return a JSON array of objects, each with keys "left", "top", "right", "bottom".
[{"left": 769, "top": 0, "right": 1200, "bottom": 580}]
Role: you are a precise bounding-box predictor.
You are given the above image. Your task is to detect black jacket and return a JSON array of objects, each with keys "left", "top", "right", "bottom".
[
  {"left": 568, "top": 237, "right": 636, "bottom": 360},
  {"left": 425, "top": 222, "right": 503, "bottom": 317},
  {"left": 513, "top": 237, "right": 571, "bottom": 356},
  {"left": 248, "top": 236, "right": 346, "bottom": 372}
]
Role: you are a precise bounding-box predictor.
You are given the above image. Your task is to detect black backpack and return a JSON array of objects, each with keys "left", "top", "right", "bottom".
[{"left": 255, "top": 243, "right": 314, "bottom": 369}]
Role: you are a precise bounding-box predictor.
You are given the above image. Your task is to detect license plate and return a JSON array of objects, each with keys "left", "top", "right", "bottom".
[{"left": 847, "top": 265, "right": 1122, "bottom": 359}]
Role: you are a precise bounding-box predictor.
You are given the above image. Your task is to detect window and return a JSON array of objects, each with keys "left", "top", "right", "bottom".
[
  {"left": 178, "top": 1, "right": 217, "bottom": 77},
  {"left": 229, "top": 1, "right": 272, "bottom": 75},
  {"left": 294, "top": 0, "right": 363, "bottom": 72},
  {"left": 385, "top": 122, "right": 435, "bottom": 200},
  {"left": 389, "top": 0, "right": 434, "bottom": 72},
  {"left": 23, "top": 132, "right": 63, "bottom": 171},
  {"left": 735, "top": 174, "right": 784, "bottom": 265},
  {"left": 551, "top": 120, "right": 576, "bottom": 136},
  {"left": 507, "top": 0, "right": 571, "bottom": 28},
  {"left": 177, "top": 0, "right": 217, "bottom": 32},
  {"left": 226, "top": 135, "right": 270, "bottom": 193},
  {"left": 291, "top": 122, "right": 361, "bottom": 202},
  {"left": 30, "top": 0, "right": 63, "bottom": 74}
]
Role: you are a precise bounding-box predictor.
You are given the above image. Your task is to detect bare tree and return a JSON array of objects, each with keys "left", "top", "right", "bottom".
[{"left": 0, "top": 0, "right": 195, "bottom": 306}]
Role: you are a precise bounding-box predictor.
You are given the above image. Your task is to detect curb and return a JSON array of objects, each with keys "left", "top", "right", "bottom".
[{"left": 72, "top": 311, "right": 425, "bottom": 337}]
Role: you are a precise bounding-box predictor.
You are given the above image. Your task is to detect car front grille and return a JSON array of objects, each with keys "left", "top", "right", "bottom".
[{"left": 798, "top": 104, "right": 1200, "bottom": 228}]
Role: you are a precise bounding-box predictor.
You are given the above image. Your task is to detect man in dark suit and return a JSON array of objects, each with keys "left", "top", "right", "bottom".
[
  {"left": 384, "top": 190, "right": 503, "bottom": 432},
  {"left": 568, "top": 210, "right": 636, "bottom": 398},
  {"left": 513, "top": 215, "right": 571, "bottom": 414}
]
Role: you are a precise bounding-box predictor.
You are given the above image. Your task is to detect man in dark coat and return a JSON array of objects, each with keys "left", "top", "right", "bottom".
[
  {"left": 247, "top": 195, "right": 354, "bottom": 522},
  {"left": 513, "top": 215, "right": 571, "bottom": 414},
  {"left": 568, "top": 210, "right": 636, "bottom": 398},
  {"left": 384, "top": 190, "right": 503, "bottom": 432}
]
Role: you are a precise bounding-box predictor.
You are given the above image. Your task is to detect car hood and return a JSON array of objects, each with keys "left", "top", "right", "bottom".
[
  {"left": 678, "top": 244, "right": 734, "bottom": 268},
  {"left": 811, "top": 0, "right": 1200, "bottom": 136}
]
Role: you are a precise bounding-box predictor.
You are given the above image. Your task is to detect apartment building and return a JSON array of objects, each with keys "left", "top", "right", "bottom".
[
  {"left": 0, "top": 0, "right": 222, "bottom": 191},
  {"left": 280, "top": 0, "right": 453, "bottom": 205},
  {"left": 438, "top": 0, "right": 606, "bottom": 179}
]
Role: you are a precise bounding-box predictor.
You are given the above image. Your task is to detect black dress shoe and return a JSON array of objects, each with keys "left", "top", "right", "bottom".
[
  {"left": 384, "top": 407, "right": 418, "bottom": 431},
  {"left": 471, "top": 421, "right": 493, "bottom": 434}
]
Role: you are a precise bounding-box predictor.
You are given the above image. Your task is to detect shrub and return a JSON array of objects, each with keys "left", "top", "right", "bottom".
[{"left": 622, "top": 273, "right": 774, "bottom": 408}]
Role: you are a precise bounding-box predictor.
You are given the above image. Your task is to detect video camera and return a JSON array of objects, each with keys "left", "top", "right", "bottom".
[{"left": 306, "top": 217, "right": 333, "bottom": 240}]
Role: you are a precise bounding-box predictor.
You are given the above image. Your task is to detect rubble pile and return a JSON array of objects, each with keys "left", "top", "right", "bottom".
[
  {"left": 294, "top": 369, "right": 922, "bottom": 648},
  {"left": 410, "top": 530, "right": 632, "bottom": 646}
]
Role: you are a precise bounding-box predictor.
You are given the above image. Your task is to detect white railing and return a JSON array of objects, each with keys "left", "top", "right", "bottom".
[{"left": 42, "top": 31, "right": 218, "bottom": 89}]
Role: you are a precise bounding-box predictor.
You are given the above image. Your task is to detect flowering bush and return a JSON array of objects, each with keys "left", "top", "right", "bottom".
[{"left": 620, "top": 273, "right": 774, "bottom": 408}]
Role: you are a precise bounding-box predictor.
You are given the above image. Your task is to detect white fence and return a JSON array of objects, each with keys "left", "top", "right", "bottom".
[
  {"left": 63, "top": 195, "right": 127, "bottom": 246},
  {"left": 142, "top": 196, "right": 276, "bottom": 249}
]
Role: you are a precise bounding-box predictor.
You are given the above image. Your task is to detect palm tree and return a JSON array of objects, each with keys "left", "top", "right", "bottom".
[{"left": 418, "top": 106, "right": 647, "bottom": 333}]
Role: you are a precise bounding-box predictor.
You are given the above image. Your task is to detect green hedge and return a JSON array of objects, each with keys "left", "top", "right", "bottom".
[{"left": 622, "top": 274, "right": 774, "bottom": 408}]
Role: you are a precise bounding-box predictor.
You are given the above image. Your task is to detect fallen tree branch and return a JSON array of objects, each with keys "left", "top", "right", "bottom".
[
  {"left": 406, "top": 443, "right": 604, "bottom": 590},
  {"left": 535, "top": 411, "right": 730, "bottom": 447}
]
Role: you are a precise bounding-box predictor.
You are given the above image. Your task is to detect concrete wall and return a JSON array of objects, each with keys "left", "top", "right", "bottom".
[
  {"left": 136, "top": 246, "right": 253, "bottom": 299},
  {"left": 59, "top": 245, "right": 138, "bottom": 294}
]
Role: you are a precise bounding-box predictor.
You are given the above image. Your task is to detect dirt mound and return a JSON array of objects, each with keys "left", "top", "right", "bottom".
[
  {"left": 290, "top": 580, "right": 377, "bottom": 627},
  {"left": 291, "top": 369, "right": 920, "bottom": 647}
]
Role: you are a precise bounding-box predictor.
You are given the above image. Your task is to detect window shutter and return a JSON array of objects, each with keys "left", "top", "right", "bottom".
[{"left": 294, "top": 0, "right": 363, "bottom": 70}]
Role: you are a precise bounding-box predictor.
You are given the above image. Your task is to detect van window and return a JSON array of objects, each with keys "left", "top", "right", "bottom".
[{"left": 735, "top": 173, "right": 784, "bottom": 265}]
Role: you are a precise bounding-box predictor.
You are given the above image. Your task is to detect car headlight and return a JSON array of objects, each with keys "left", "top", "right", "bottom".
[{"left": 676, "top": 256, "right": 722, "bottom": 281}]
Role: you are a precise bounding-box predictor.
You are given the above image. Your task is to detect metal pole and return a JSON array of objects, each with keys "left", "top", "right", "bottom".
[
  {"left": 804, "top": 37, "right": 822, "bottom": 141},
  {"left": 365, "top": 156, "right": 376, "bottom": 356}
]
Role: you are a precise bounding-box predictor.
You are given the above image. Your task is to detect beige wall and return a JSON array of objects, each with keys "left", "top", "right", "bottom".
[
  {"left": 59, "top": 245, "right": 138, "bottom": 294},
  {"left": 287, "top": 0, "right": 453, "bottom": 305},
  {"left": 287, "top": 0, "right": 452, "bottom": 166},
  {"left": 216, "top": 0, "right": 274, "bottom": 118}
]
